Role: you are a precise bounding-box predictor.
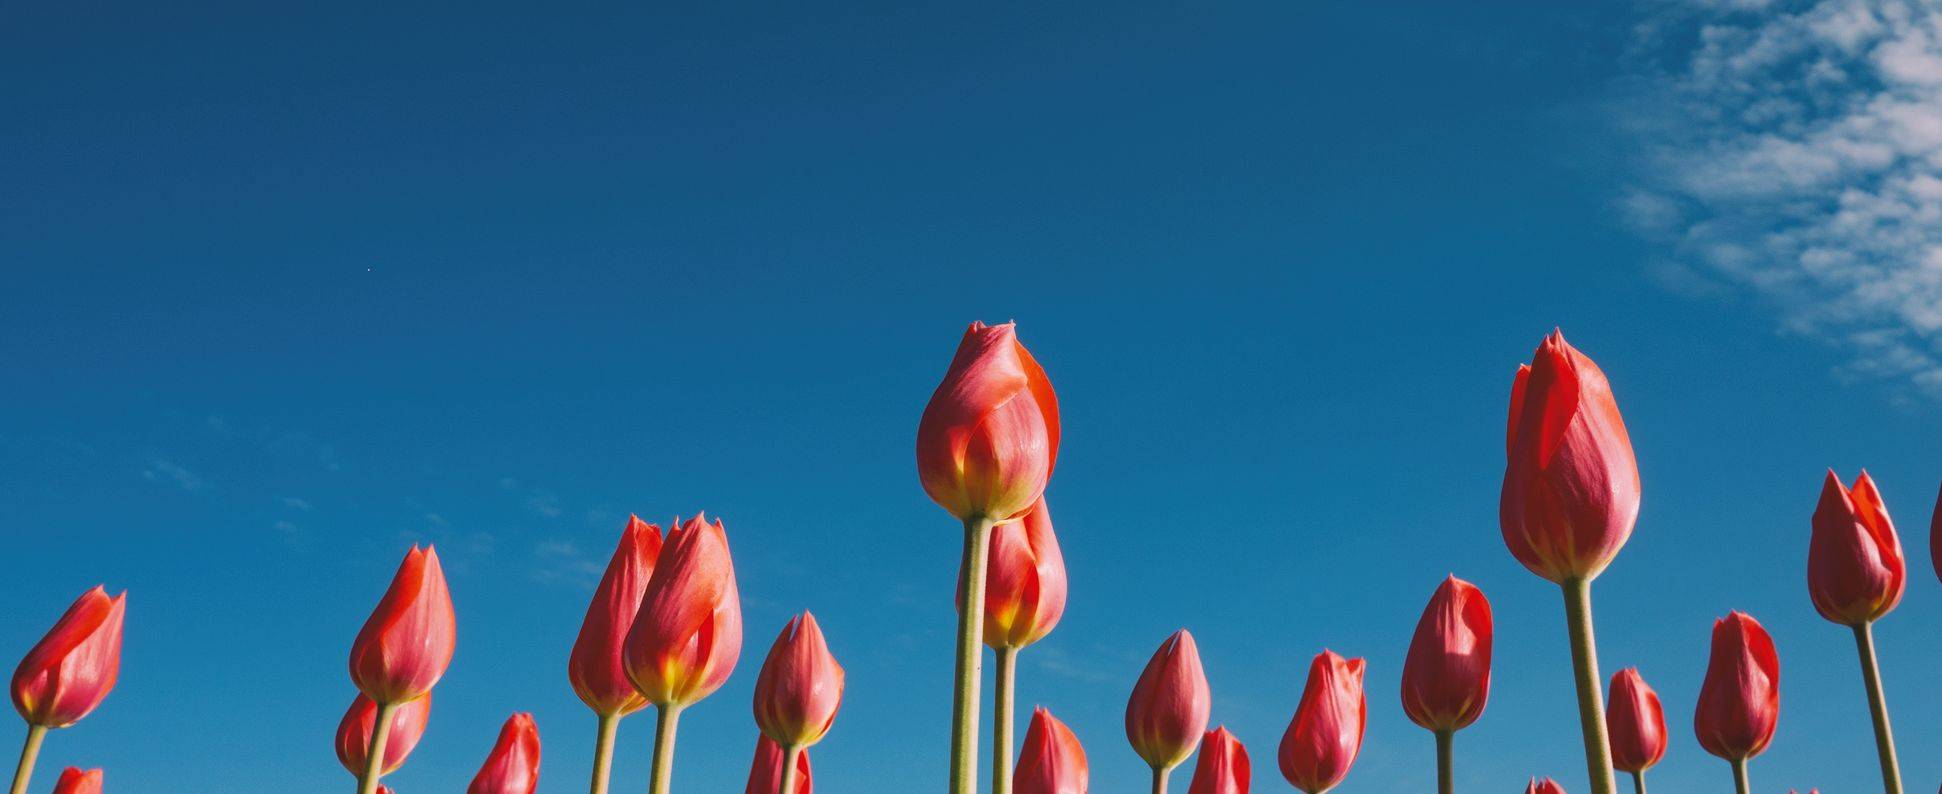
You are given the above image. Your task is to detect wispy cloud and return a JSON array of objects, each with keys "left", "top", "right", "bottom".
[
  {"left": 1620, "top": 0, "right": 1942, "bottom": 394},
  {"left": 281, "top": 496, "right": 313, "bottom": 511},
  {"left": 141, "top": 458, "right": 204, "bottom": 491},
  {"left": 530, "top": 539, "right": 604, "bottom": 586}
]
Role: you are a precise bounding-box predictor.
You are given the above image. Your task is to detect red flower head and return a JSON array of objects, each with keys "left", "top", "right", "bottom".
[
  {"left": 1124, "top": 630, "right": 1211, "bottom": 771},
  {"left": 1278, "top": 651, "right": 1366, "bottom": 794},
  {"left": 569, "top": 516, "right": 664, "bottom": 716},
  {"left": 1525, "top": 778, "right": 1566, "bottom": 794},
  {"left": 752, "top": 612, "right": 845, "bottom": 749},
  {"left": 917, "top": 321, "right": 1060, "bottom": 523},
  {"left": 1186, "top": 726, "right": 1250, "bottom": 794},
  {"left": 467, "top": 712, "right": 540, "bottom": 794},
  {"left": 349, "top": 546, "right": 456, "bottom": 705},
  {"left": 623, "top": 514, "right": 743, "bottom": 708},
  {"left": 1693, "top": 612, "right": 1780, "bottom": 761},
  {"left": 1606, "top": 668, "right": 1667, "bottom": 773},
  {"left": 1501, "top": 331, "right": 1641, "bottom": 583},
  {"left": 968, "top": 498, "right": 1068, "bottom": 649},
  {"left": 1930, "top": 482, "right": 1940, "bottom": 585},
  {"left": 11, "top": 586, "right": 125, "bottom": 728},
  {"left": 1808, "top": 470, "right": 1906, "bottom": 625},
  {"left": 1400, "top": 576, "right": 1492, "bottom": 732},
  {"left": 1016, "top": 707, "right": 1088, "bottom": 794},
  {"left": 745, "top": 735, "right": 812, "bottom": 794},
  {"left": 51, "top": 768, "right": 102, "bottom": 794},
  {"left": 335, "top": 692, "right": 432, "bottom": 779}
]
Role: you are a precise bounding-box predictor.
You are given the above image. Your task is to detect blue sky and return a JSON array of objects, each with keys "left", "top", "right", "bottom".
[{"left": 4, "top": 1, "right": 1941, "bottom": 792}]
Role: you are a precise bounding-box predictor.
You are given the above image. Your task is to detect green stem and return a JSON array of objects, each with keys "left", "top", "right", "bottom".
[
  {"left": 1852, "top": 621, "right": 1904, "bottom": 794},
  {"left": 357, "top": 701, "right": 399, "bottom": 794},
  {"left": 1631, "top": 770, "right": 1646, "bottom": 794},
  {"left": 993, "top": 646, "right": 1018, "bottom": 794},
  {"left": 1434, "top": 729, "right": 1453, "bottom": 794},
  {"left": 647, "top": 704, "right": 683, "bottom": 794},
  {"left": 1560, "top": 578, "right": 1617, "bottom": 794},
  {"left": 776, "top": 744, "right": 803, "bottom": 794},
  {"left": 948, "top": 517, "right": 996, "bottom": 794},
  {"left": 1150, "top": 765, "right": 1169, "bottom": 794},
  {"left": 590, "top": 711, "right": 620, "bottom": 794},
  {"left": 1729, "top": 757, "right": 1749, "bottom": 794},
  {"left": 7, "top": 725, "right": 45, "bottom": 794}
]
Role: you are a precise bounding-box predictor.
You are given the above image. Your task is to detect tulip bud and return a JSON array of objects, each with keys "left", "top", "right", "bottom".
[
  {"left": 1186, "top": 726, "right": 1250, "bottom": 794},
  {"left": 752, "top": 612, "right": 845, "bottom": 749},
  {"left": 1400, "top": 576, "right": 1492, "bottom": 732},
  {"left": 745, "top": 735, "right": 813, "bottom": 794},
  {"left": 917, "top": 321, "right": 1060, "bottom": 523},
  {"left": 1929, "top": 482, "right": 1940, "bottom": 584},
  {"left": 1016, "top": 707, "right": 1088, "bottom": 794},
  {"left": 969, "top": 498, "right": 1068, "bottom": 649},
  {"left": 569, "top": 516, "right": 664, "bottom": 716},
  {"left": 51, "top": 768, "right": 102, "bottom": 794},
  {"left": 1124, "top": 630, "right": 1211, "bottom": 771},
  {"left": 1808, "top": 471, "right": 1906, "bottom": 625},
  {"left": 1277, "top": 651, "right": 1366, "bottom": 794},
  {"left": 1525, "top": 778, "right": 1566, "bottom": 794},
  {"left": 1500, "top": 331, "right": 1641, "bottom": 583},
  {"left": 1694, "top": 612, "right": 1780, "bottom": 761},
  {"left": 1606, "top": 668, "right": 1666, "bottom": 773},
  {"left": 467, "top": 712, "right": 540, "bottom": 794},
  {"left": 377, "top": 788, "right": 394, "bottom": 794},
  {"left": 335, "top": 692, "right": 432, "bottom": 779},
  {"left": 623, "top": 514, "right": 743, "bottom": 708},
  {"left": 349, "top": 546, "right": 456, "bottom": 705},
  {"left": 10, "top": 586, "right": 125, "bottom": 729}
]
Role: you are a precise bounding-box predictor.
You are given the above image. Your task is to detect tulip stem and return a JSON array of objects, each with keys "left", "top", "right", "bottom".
[
  {"left": 357, "top": 701, "right": 399, "bottom": 794},
  {"left": 647, "top": 704, "right": 683, "bottom": 794},
  {"left": 590, "top": 711, "right": 620, "bottom": 794},
  {"left": 949, "top": 516, "right": 997, "bottom": 794},
  {"left": 777, "top": 744, "right": 803, "bottom": 794},
  {"left": 1630, "top": 771, "right": 1646, "bottom": 794},
  {"left": 1434, "top": 729, "right": 1453, "bottom": 794},
  {"left": 1149, "top": 765, "right": 1169, "bottom": 794},
  {"left": 1729, "top": 757, "right": 1749, "bottom": 794},
  {"left": 7, "top": 725, "right": 45, "bottom": 794},
  {"left": 992, "top": 646, "right": 1017, "bottom": 794},
  {"left": 1560, "top": 578, "right": 1617, "bottom": 794},
  {"left": 1851, "top": 621, "right": 1904, "bottom": 794}
]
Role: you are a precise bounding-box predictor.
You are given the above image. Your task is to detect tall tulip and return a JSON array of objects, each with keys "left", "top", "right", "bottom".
[
  {"left": 50, "top": 768, "right": 100, "bottom": 794},
  {"left": 1125, "top": 630, "right": 1211, "bottom": 792},
  {"left": 1277, "top": 651, "right": 1365, "bottom": 794},
  {"left": 1807, "top": 470, "right": 1905, "bottom": 793},
  {"left": 623, "top": 513, "right": 743, "bottom": 794},
  {"left": 971, "top": 498, "right": 1067, "bottom": 794},
  {"left": 1015, "top": 707, "right": 1087, "bottom": 794},
  {"left": 1694, "top": 612, "right": 1779, "bottom": 794},
  {"left": 1930, "top": 482, "right": 1940, "bottom": 584},
  {"left": 467, "top": 713, "right": 540, "bottom": 794},
  {"left": 1526, "top": 779, "right": 1566, "bottom": 794},
  {"left": 1400, "top": 576, "right": 1492, "bottom": 794},
  {"left": 746, "top": 735, "right": 812, "bottom": 794},
  {"left": 918, "top": 321, "right": 1059, "bottom": 794},
  {"left": 335, "top": 693, "right": 432, "bottom": 782},
  {"left": 1606, "top": 668, "right": 1666, "bottom": 793},
  {"left": 347, "top": 546, "right": 455, "bottom": 794},
  {"left": 1186, "top": 727, "right": 1249, "bottom": 794},
  {"left": 568, "top": 516, "right": 662, "bottom": 794},
  {"left": 1501, "top": 331, "right": 1639, "bottom": 794},
  {"left": 8, "top": 587, "right": 125, "bottom": 794},
  {"left": 752, "top": 612, "right": 844, "bottom": 794}
]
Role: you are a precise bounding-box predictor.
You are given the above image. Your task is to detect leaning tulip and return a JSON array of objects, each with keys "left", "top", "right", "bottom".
[
  {"left": 752, "top": 612, "right": 845, "bottom": 784},
  {"left": 1400, "top": 576, "right": 1491, "bottom": 793},
  {"left": 746, "top": 735, "right": 812, "bottom": 794},
  {"left": 1500, "top": 330, "right": 1638, "bottom": 794},
  {"left": 1606, "top": 668, "right": 1666, "bottom": 792},
  {"left": 1278, "top": 651, "right": 1366, "bottom": 794},
  {"left": 1126, "top": 630, "right": 1211, "bottom": 790},
  {"left": 972, "top": 498, "right": 1067, "bottom": 794},
  {"left": 349, "top": 546, "right": 456, "bottom": 705},
  {"left": 335, "top": 692, "right": 432, "bottom": 781},
  {"left": 1695, "top": 612, "right": 1779, "bottom": 794},
  {"left": 1807, "top": 471, "right": 1906, "bottom": 793},
  {"left": 1930, "top": 483, "right": 1940, "bottom": 584},
  {"left": 467, "top": 713, "right": 540, "bottom": 794},
  {"left": 623, "top": 513, "right": 743, "bottom": 794},
  {"left": 8, "top": 586, "right": 125, "bottom": 794},
  {"left": 1186, "top": 727, "right": 1249, "bottom": 794},
  {"left": 569, "top": 516, "right": 662, "bottom": 794},
  {"left": 1526, "top": 778, "right": 1566, "bottom": 794},
  {"left": 51, "top": 768, "right": 101, "bottom": 794},
  {"left": 1015, "top": 708, "right": 1087, "bottom": 794}
]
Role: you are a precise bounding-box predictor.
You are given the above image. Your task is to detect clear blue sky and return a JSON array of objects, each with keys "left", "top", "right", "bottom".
[{"left": 4, "top": 2, "right": 1941, "bottom": 792}]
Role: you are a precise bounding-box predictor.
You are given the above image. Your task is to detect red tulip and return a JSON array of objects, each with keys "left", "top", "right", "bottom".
[
  {"left": 467, "top": 712, "right": 541, "bottom": 794},
  {"left": 1124, "top": 630, "right": 1211, "bottom": 771},
  {"left": 623, "top": 514, "right": 743, "bottom": 708},
  {"left": 1606, "top": 668, "right": 1667, "bottom": 773},
  {"left": 974, "top": 498, "right": 1068, "bottom": 649},
  {"left": 745, "top": 735, "right": 813, "bottom": 794},
  {"left": 570, "top": 516, "right": 664, "bottom": 716},
  {"left": 335, "top": 692, "right": 432, "bottom": 778},
  {"left": 917, "top": 321, "right": 1060, "bottom": 523},
  {"left": 752, "top": 612, "right": 845, "bottom": 749},
  {"left": 1016, "top": 707, "right": 1088, "bottom": 794},
  {"left": 349, "top": 545, "right": 456, "bottom": 705},
  {"left": 1186, "top": 726, "right": 1250, "bottom": 794},
  {"left": 10, "top": 586, "right": 125, "bottom": 728},
  {"left": 1500, "top": 331, "right": 1641, "bottom": 582},
  {"left": 1278, "top": 651, "right": 1366, "bottom": 794},
  {"left": 1929, "top": 482, "right": 1940, "bottom": 584},
  {"left": 377, "top": 788, "right": 393, "bottom": 794},
  {"left": 1400, "top": 576, "right": 1492, "bottom": 732},
  {"left": 51, "top": 767, "right": 102, "bottom": 794},
  {"left": 1694, "top": 612, "right": 1780, "bottom": 761},
  {"left": 1809, "top": 470, "right": 1906, "bottom": 625},
  {"left": 1525, "top": 778, "right": 1565, "bottom": 794}
]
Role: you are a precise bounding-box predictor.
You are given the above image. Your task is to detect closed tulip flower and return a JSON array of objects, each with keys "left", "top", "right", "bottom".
[
  {"left": 349, "top": 546, "right": 456, "bottom": 706},
  {"left": 745, "top": 735, "right": 812, "bottom": 794},
  {"left": 753, "top": 612, "right": 845, "bottom": 750},
  {"left": 623, "top": 513, "right": 743, "bottom": 794},
  {"left": 1278, "top": 651, "right": 1366, "bottom": 794},
  {"left": 1402, "top": 575, "right": 1492, "bottom": 733},
  {"left": 51, "top": 767, "right": 101, "bottom": 794},
  {"left": 571, "top": 516, "right": 664, "bottom": 717},
  {"left": 1186, "top": 727, "right": 1250, "bottom": 794},
  {"left": 1526, "top": 778, "right": 1566, "bottom": 794},
  {"left": 978, "top": 499, "right": 1068, "bottom": 650},
  {"left": 1695, "top": 612, "right": 1779, "bottom": 793},
  {"left": 1606, "top": 669, "right": 1666, "bottom": 777},
  {"left": 335, "top": 692, "right": 432, "bottom": 779},
  {"left": 467, "top": 713, "right": 540, "bottom": 794},
  {"left": 1016, "top": 708, "right": 1087, "bottom": 794},
  {"left": 917, "top": 321, "right": 1060, "bottom": 524},
  {"left": 1809, "top": 471, "right": 1905, "bottom": 625},
  {"left": 1930, "top": 483, "right": 1940, "bottom": 584},
  {"left": 1125, "top": 630, "right": 1211, "bottom": 782},
  {"left": 11, "top": 586, "right": 125, "bottom": 729}
]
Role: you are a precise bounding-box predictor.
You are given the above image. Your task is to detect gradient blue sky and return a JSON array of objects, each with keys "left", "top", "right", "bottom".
[{"left": 5, "top": 2, "right": 1942, "bottom": 792}]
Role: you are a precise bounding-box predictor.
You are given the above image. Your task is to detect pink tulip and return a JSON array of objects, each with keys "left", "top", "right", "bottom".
[
  {"left": 349, "top": 546, "right": 456, "bottom": 705},
  {"left": 569, "top": 516, "right": 663, "bottom": 716},
  {"left": 1277, "top": 651, "right": 1366, "bottom": 794},
  {"left": 1125, "top": 630, "right": 1211, "bottom": 774},
  {"left": 11, "top": 586, "right": 125, "bottom": 729},
  {"left": 752, "top": 612, "right": 845, "bottom": 749},
  {"left": 467, "top": 713, "right": 540, "bottom": 794},
  {"left": 1186, "top": 726, "right": 1250, "bottom": 794}
]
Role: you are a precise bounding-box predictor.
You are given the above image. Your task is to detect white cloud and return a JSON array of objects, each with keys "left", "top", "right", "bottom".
[{"left": 141, "top": 459, "right": 204, "bottom": 491}]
